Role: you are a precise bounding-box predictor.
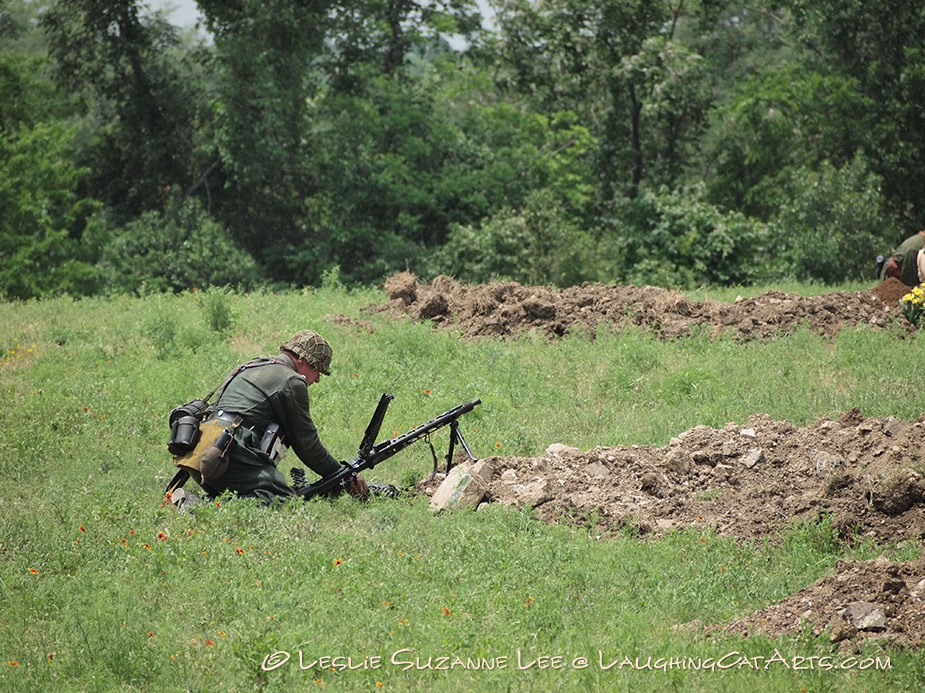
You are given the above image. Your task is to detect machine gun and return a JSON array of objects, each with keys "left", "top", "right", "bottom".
[{"left": 290, "top": 394, "right": 481, "bottom": 500}]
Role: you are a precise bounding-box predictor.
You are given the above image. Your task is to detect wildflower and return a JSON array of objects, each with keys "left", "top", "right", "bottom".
[
  {"left": 79, "top": 525, "right": 86, "bottom": 533},
  {"left": 376, "top": 682, "right": 384, "bottom": 688},
  {"left": 235, "top": 547, "right": 245, "bottom": 555},
  {"left": 218, "top": 631, "right": 226, "bottom": 637},
  {"left": 8, "top": 661, "right": 19, "bottom": 666},
  {"left": 398, "top": 619, "right": 408, "bottom": 626},
  {"left": 157, "top": 532, "right": 168, "bottom": 541},
  {"left": 29, "top": 568, "right": 38, "bottom": 575},
  {"left": 524, "top": 596, "right": 535, "bottom": 606},
  {"left": 205, "top": 640, "right": 214, "bottom": 647},
  {"left": 129, "top": 530, "right": 137, "bottom": 536},
  {"left": 47, "top": 652, "right": 56, "bottom": 661},
  {"left": 495, "top": 442, "right": 501, "bottom": 448},
  {"left": 143, "top": 543, "right": 151, "bottom": 550},
  {"left": 147, "top": 632, "right": 154, "bottom": 638},
  {"left": 424, "top": 389, "right": 431, "bottom": 395},
  {"left": 333, "top": 558, "right": 343, "bottom": 566},
  {"left": 187, "top": 529, "right": 193, "bottom": 537},
  {"left": 164, "top": 492, "right": 173, "bottom": 503},
  {"left": 442, "top": 607, "right": 451, "bottom": 617}
]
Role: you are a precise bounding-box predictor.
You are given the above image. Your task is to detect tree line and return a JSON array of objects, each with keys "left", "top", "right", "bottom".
[{"left": 2, "top": 0, "right": 923, "bottom": 299}]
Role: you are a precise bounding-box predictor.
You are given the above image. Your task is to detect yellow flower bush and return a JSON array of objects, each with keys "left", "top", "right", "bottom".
[{"left": 900, "top": 285, "right": 925, "bottom": 326}]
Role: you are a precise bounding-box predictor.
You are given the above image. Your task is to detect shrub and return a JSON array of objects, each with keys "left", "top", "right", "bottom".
[
  {"left": 607, "top": 187, "right": 773, "bottom": 288},
  {"left": 778, "top": 152, "right": 893, "bottom": 284},
  {"left": 97, "top": 198, "right": 260, "bottom": 294}
]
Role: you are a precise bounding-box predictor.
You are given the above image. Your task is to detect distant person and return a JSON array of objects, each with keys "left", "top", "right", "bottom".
[
  {"left": 878, "top": 231, "right": 925, "bottom": 286},
  {"left": 170, "top": 330, "right": 368, "bottom": 506}
]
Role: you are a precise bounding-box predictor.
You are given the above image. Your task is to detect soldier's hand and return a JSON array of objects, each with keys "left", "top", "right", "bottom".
[{"left": 345, "top": 475, "right": 369, "bottom": 499}]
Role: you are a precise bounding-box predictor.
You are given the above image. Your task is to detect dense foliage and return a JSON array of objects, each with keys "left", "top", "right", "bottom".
[{"left": 1, "top": 0, "right": 923, "bottom": 298}]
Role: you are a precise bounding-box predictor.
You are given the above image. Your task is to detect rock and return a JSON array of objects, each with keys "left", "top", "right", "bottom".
[
  {"left": 827, "top": 616, "right": 858, "bottom": 643},
  {"left": 585, "top": 461, "right": 610, "bottom": 479},
  {"left": 546, "top": 443, "right": 580, "bottom": 457},
  {"left": 739, "top": 427, "right": 756, "bottom": 438},
  {"left": 839, "top": 602, "right": 888, "bottom": 631},
  {"left": 883, "top": 417, "right": 904, "bottom": 437},
  {"left": 518, "top": 479, "right": 552, "bottom": 508},
  {"left": 470, "top": 459, "right": 495, "bottom": 485},
  {"left": 664, "top": 449, "right": 691, "bottom": 474},
  {"left": 741, "top": 448, "right": 764, "bottom": 469},
  {"left": 429, "top": 464, "right": 487, "bottom": 512}
]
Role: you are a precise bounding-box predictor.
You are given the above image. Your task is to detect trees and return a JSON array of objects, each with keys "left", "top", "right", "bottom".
[
  {"left": 40, "top": 0, "right": 203, "bottom": 221},
  {"left": 2, "top": 0, "right": 923, "bottom": 296}
]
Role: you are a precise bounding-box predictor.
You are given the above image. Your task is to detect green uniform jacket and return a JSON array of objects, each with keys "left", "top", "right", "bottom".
[
  {"left": 204, "top": 353, "right": 341, "bottom": 501},
  {"left": 882, "top": 232, "right": 925, "bottom": 286}
]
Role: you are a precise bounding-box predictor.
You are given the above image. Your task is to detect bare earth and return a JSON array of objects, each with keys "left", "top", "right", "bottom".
[{"left": 364, "top": 274, "right": 925, "bottom": 648}]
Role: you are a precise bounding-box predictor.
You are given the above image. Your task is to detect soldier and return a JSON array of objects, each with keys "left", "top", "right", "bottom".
[
  {"left": 878, "top": 231, "right": 925, "bottom": 286},
  {"left": 177, "top": 330, "right": 368, "bottom": 505}
]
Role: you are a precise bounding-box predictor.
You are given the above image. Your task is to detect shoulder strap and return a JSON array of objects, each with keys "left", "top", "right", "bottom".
[{"left": 209, "top": 357, "right": 284, "bottom": 405}]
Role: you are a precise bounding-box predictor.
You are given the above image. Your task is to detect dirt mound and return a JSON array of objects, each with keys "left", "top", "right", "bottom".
[
  {"left": 715, "top": 555, "right": 925, "bottom": 649},
  {"left": 422, "top": 409, "right": 925, "bottom": 544},
  {"left": 378, "top": 273, "right": 914, "bottom": 340}
]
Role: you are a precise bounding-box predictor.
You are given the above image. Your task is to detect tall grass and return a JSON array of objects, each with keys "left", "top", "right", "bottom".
[{"left": 2, "top": 285, "right": 924, "bottom": 691}]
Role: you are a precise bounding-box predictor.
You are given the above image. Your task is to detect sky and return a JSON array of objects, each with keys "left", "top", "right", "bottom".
[
  {"left": 149, "top": 0, "right": 202, "bottom": 28},
  {"left": 148, "top": 0, "right": 496, "bottom": 36}
]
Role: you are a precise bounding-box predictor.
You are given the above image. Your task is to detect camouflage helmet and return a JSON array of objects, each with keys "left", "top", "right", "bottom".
[{"left": 280, "top": 330, "right": 333, "bottom": 375}]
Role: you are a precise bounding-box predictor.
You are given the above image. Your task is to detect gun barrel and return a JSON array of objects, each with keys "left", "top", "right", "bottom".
[{"left": 367, "top": 398, "right": 480, "bottom": 463}]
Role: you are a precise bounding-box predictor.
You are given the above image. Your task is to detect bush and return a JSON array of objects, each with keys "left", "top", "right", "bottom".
[
  {"left": 607, "top": 187, "right": 773, "bottom": 288},
  {"left": 430, "top": 189, "right": 607, "bottom": 286},
  {"left": 96, "top": 198, "right": 260, "bottom": 294},
  {"left": 778, "top": 152, "right": 893, "bottom": 284}
]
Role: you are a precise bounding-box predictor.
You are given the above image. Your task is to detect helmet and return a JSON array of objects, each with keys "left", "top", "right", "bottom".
[{"left": 280, "top": 330, "right": 333, "bottom": 375}]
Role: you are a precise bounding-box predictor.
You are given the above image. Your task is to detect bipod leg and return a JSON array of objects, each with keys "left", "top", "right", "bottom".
[{"left": 445, "top": 420, "right": 479, "bottom": 474}]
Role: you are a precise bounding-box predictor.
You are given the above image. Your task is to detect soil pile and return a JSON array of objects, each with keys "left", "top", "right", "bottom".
[
  {"left": 715, "top": 555, "right": 925, "bottom": 648},
  {"left": 421, "top": 409, "right": 925, "bottom": 545},
  {"left": 378, "top": 272, "right": 913, "bottom": 340}
]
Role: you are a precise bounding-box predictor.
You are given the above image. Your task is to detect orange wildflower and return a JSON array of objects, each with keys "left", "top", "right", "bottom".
[
  {"left": 235, "top": 547, "right": 245, "bottom": 555},
  {"left": 333, "top": 558, "right": 343, "bottom": 566}
]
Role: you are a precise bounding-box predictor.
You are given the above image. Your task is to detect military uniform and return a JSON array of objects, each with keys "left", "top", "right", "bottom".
[
  {"left": 201, "top": 352, "right": 341, "bottom": 503},
  {"left": 880, "top": 231, "right": 925, "bottom": 286}
]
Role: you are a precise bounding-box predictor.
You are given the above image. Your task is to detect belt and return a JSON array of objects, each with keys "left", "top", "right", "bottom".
[{"left": 206, "top": 410, "right": 288, "bottom": 462}]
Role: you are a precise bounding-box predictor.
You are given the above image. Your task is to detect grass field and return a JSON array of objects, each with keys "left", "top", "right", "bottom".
[{"left": 2, "top": 284, "right": 925, "bottom": 691}]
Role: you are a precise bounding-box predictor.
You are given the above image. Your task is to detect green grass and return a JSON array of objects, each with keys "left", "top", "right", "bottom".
[{"left": 2, "top": 284, "right": 925, "bottom": 691}]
